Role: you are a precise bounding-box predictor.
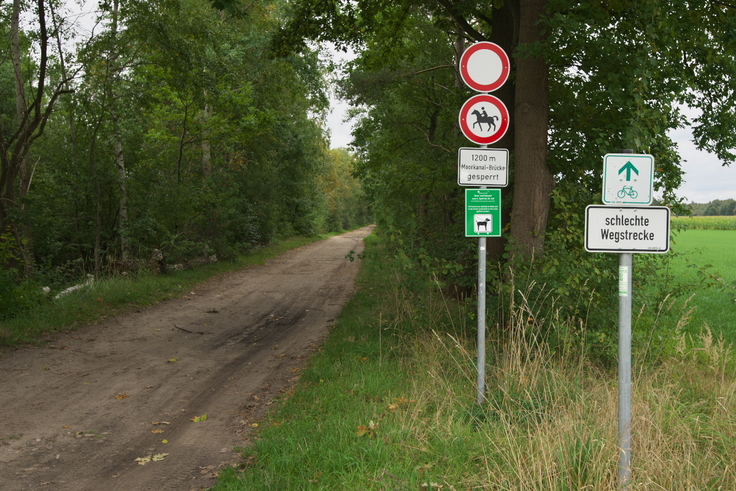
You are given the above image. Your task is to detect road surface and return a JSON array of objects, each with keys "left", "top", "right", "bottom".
[{"left": 0, "top": 226, "right": 372, "bottom": 490}]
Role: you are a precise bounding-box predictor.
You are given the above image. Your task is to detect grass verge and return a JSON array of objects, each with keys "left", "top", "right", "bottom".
[
  {"left": 0, "top": 234, "right": 332, "bottom": 345},
  {"left": 211, "top": 234, "right": 736, "bottom": 490}
]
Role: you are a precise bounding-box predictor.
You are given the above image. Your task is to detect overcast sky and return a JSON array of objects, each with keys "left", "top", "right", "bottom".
[{"left": 668, "top": 125, "right": 736, "bottom": 204}]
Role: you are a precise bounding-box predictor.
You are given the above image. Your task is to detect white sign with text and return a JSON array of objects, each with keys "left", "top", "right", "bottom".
[
  {"left": 585, "top": 205, "right": 670, "bottom": 253},
  {"left": 457, "top": 147, "right": 509, "bottom": 187}
]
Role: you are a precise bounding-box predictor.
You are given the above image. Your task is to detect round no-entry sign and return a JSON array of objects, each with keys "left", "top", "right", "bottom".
[
  {"left": 459, "top": 94, "right": 509, "bottom": 145},
  {"left": 459, "top": 42, "right": 510, "bottom": 93}
]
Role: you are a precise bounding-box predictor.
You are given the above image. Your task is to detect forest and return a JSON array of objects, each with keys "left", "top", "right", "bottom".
[
  {"left": 1, "top": 0, "right": 370, "bottom": 319},
  {"left": 3, "top": 0, "right": 736, "bottom": 329}
]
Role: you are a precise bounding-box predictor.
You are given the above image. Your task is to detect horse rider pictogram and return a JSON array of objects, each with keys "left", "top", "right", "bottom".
[{"left": 472, "top": 107, "right": 498, "bottom": 132}]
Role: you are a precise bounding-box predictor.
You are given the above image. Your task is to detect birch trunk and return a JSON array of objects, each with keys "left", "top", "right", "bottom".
[
  {"left": 108, "top": 0, "right": 130, "bottom": 262},
  {"left": 202, "top": 101, "right": 213, "bottom": 178}
]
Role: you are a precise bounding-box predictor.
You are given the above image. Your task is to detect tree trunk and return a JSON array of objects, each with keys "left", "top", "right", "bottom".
[
  {"left": 89, "top": 114, "right": 105, "bottom": 279},
  {"left": 486, "top": 2, "right": 518, "bottom": 263},
  {"left": 12, "top": 0, "right": 30, "bottom": 199},
  {"left": 8, "top": 0, "right": 33, "bottom": 274},
  {"left": 112, "top": 108, "right": 129, "bottom": 262},
  {"left": 109, "top": 0, "right": 130, "bottom": 263},
  {"left": 509, "top": 0, "right": 554, "bottom": 257},
  {"left": 202, "top": 100, "right": 213, "bottom": 178}
]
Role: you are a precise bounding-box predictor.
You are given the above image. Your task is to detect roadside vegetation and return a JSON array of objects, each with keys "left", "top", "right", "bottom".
[
  {"left": 0, "top": 234, "right": 335, "bottom": 345},
  {"left": 210, "top": 231, "right": 736, "bottom": 490}
]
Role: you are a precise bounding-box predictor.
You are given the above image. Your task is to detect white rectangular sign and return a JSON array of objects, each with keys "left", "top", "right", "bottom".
[
  {"left": 585, "top": 205, "right": 670, "bottom": 253},
  {"left": 602, "top": 153, "right": 654, "bottom": 205},
  {"left": 457, "top": 147, "right": 508, "bottom": 187}
]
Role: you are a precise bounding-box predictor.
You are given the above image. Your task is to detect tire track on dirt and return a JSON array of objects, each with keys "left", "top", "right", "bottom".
[{"left": 0, "top": 227, "right": 372, "bottom": 491}]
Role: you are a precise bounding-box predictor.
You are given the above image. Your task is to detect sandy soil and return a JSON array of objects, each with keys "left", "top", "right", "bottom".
[{"left": 0, "top": 227, "right": 372, "bottom": 491}]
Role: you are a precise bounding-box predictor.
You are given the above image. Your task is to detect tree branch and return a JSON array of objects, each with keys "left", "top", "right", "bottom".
[
  {"left": 435, "top": 0, "right": 488, "bottom": 41},
  {"left": 410, "top": 123, "right": 452, "bottom": 153}
]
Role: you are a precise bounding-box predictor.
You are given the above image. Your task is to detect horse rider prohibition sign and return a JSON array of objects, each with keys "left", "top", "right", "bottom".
[{"left": 472, "top": 107, "right": 498, "bottom": 132}]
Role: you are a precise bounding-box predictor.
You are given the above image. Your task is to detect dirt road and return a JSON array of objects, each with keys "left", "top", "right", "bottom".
[{"left": 0, "top": 227, "right": 372, "bottom": 491}]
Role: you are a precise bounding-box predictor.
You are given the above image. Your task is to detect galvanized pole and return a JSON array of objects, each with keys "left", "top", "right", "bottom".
[
  {"left": 618, "top": 148, "right": 633, "bottom": 487},
  {"left": 477, "top": 235, "right": 486, "bottom": 405},
  {"left": 618, "top": 252, "right": 632, "bottom": 486},
  {"left": 476, "top": 134, "right": 488, "bottom": 405}
]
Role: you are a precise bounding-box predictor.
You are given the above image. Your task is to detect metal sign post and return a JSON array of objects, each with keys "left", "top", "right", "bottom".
[
  {"left": 477, "top": 232, "right": 487, "bottom": 405},
  {"left": 585, "top": 149, "right": 671, "bottom": 488},
  {"left": 457, "top": 42, "right": 510, "bottom": 406},
  {"left": 617, "top": 148, "right": 634, "bottom": 488},
  {"left": 618, "top": 252, "right": 633, "bottom": 486}
]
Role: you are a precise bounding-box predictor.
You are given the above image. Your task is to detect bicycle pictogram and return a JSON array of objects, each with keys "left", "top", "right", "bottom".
[{"left": 617, "top": 185, "right": 638, "bottom": 199}]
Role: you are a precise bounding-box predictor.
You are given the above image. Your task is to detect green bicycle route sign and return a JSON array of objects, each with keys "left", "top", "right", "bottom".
[{"left": 602, "top": 153, "right": 654, "bottom": 205}]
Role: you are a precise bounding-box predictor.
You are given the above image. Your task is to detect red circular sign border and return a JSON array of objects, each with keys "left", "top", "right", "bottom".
[
  {"left": 459, "top": 42, "right": 510, "bottom": 93},
  {"left": 458, "top": 94, "right": 510, "bottom": 145}
]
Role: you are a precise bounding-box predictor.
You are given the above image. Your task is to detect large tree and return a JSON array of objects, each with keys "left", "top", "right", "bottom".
[{"left": 274, "top": 0, "right": 736, "bottom": 264}]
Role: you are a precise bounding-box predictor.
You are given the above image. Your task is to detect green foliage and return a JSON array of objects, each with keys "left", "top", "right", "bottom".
[
  {"left": 0, "top": 270, "right": 44, "bottom": 322},
  {"left": 0, "top": 233, "right": 43, "bottom": 320},
  {"left": 0, "top": 0, "right": 369, "bottom": 289},
  {"left": 317, "top": 149, "right": 373, "bottom": 232}
]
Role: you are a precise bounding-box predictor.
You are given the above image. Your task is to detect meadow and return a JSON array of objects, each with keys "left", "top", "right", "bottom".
[{"left": 667, "top": 217, "right": 736, "bottom": 345}]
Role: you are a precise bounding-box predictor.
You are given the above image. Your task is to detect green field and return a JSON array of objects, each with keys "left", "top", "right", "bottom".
[{"left": 666, "top": 228, "right": 736, "bottom": 343}]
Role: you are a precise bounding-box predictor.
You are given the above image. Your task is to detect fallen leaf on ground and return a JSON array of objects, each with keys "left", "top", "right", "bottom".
[
  {"left": 190, "top": 414, "right": 208, "bottom": 422},
  {"left": 135, "top": 453, "right": 169, "bottom": 465},
  {"left": 152, "top": 429, "right": 164, "bottom": 434},
  {"left": 116, "top": 393, "right": 129, "bottom": 400},
  {"left": 151, "top": 421, "right": 171, "bottom": 425},
  {"left": 357, "top": 420, "right": 378, "bottom": 438}
]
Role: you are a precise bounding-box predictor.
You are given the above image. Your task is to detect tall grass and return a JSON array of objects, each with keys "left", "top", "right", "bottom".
[
  {"left": 0, "top": 234, "right": 331, "bottom": 345},
  {"left": 213, "top": 236, "right": 736, "bottom": 490}
]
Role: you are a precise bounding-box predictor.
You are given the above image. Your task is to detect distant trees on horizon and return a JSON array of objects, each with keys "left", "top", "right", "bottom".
[{"left": 687, "top": 199, "right": 736, "bottom": 216}]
